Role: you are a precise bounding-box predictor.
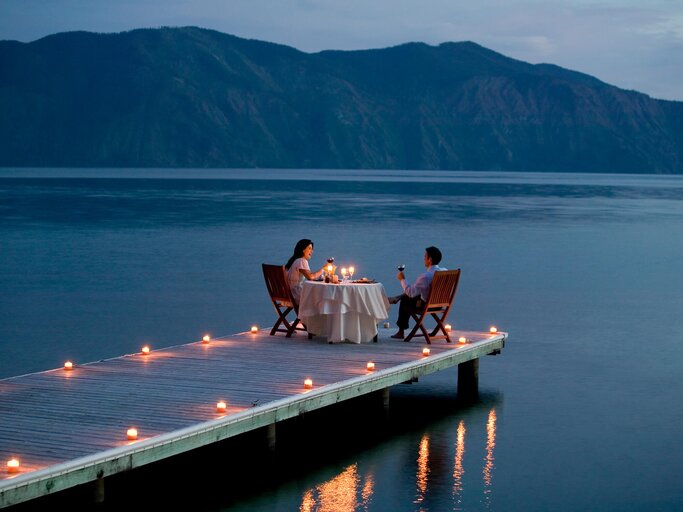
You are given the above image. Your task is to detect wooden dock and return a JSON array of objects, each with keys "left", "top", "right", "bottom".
[{"left": 0, "top": 327, "right": 506, "bottom": 508}]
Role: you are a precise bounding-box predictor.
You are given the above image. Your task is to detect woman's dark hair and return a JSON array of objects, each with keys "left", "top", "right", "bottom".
[
  {"left": 425, "top": 246, "right": 442, "bottom": 265},
  {"left": 285, "top": 239, "right": 314, "bottom": 270}
]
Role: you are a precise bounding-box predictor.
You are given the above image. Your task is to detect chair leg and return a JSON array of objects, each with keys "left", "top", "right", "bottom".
[
  {"left": 429, "top": 314, "right": 452, "bottom": 343},
  {"left": 270, "top": 311, "right": 287, "bottom": 335},
  {"left": 285, "top": 317, "right": 297, "bottom": 337},
  {"left": 405, "top": 314, "right": 432, "bottom": 343}
]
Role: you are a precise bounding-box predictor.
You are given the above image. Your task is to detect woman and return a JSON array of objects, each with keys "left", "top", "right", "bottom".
[{"left": 285, "top": 239, "right": 326, "bottom": 302}]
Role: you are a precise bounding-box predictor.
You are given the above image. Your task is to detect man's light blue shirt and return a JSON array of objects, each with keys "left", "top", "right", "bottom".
[{"left": 400, "top": 264, "right": 447, "bottom": 301}]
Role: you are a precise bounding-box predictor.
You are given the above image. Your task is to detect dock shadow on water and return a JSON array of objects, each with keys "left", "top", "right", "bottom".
[{"left": 8, "top": 375, "right": 503, "bottom": 512}]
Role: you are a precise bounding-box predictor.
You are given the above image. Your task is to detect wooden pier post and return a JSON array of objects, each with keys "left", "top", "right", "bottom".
[
  {"left": 382, "top": 388, "right": 390, "bottom": 410},
  {"left": 457, "top": 359, "right": 479, "bottom": 400},
  {"left": 93, "top": 475, "right": 105, "bottom": 504},
  {"left": 266, "top": 423, "right": 277, "bottom": 450}
]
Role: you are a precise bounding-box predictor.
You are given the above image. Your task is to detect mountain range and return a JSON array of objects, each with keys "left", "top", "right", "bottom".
[{"left": 1, "top": 26, "right": 681, "bottom": 173}]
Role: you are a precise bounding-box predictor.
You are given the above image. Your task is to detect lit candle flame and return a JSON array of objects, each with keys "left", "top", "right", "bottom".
[
  {"left": 445, "top": 324, "right": 452, "bottom": 331},
  {"left": 490, "top": 326, "right": 498, "bottom": 334},
  {"left": 216, "top": 400, "right": 227, "bottom": 413},
  {"left": 126, "top": 428, "right": 138, "bottom": 440},
  {"left": 202, "top": 334, "right": 211, "bottom": 343},
  {"left": 458, "top": 336, "right": 467, "bottom": 344},
  {"left": 250, "top": 325, "right": 259, "bottom": 333},
  {"left": 422, "top": 348, "right": 430, "bottom": 356},
  {"left": 304, "top": 378, "right": 313, "bottom": 389},
  {"left": 366, "top": 361, "right": 375, "bottom": 371},
  {"left": 141, "top": 345, "right": 151, "bottom": 355},
  {"left": 64, "top": 361, "right": 73, "bottom": 370},
  {"left": 6, "top": 458, "right": 19, "bottom": 474}
]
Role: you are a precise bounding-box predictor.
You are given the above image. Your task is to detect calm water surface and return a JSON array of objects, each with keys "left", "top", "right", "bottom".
[{"left": 1, "top": 169, "right": 682, "bottom": 511}]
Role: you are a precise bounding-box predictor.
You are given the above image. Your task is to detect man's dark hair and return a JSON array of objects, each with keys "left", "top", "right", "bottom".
[{"left": 425, "top": 246, "right": 442, "bottom": 265}]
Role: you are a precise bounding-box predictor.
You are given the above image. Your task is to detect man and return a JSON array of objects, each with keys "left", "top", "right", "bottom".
[{"left": 389, "top": 246, "right": 446, "bottom": 339}]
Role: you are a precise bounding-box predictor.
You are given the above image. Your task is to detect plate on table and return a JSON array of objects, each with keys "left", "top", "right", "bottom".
[{"left": 351, "top": 278, "right": 377, "bottom": 284}]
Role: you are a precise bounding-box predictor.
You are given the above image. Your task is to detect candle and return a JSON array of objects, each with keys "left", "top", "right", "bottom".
[
  {"left": 250, "top": 325, "right": 259, "bottom": 333},
  {"left": 126, "top": 428, "right": 138, "bottom": 440},
  {"left": 327, "top": 264, "right": 333, "bottom": 273},
  {"left": 216, "top": 401, "right": 227, "bottom": 413},
  {"left": 445, "top": 324, "right": 452, "bottom": 332},
  {"left": 366, "top": 361, "right": 375, "bottom": 371},
  {"left": 348, "top": 266, "right": 355, "bottom": 277},
  {"left": 422, "top": 348, "right": 430, "bottom": 356},
  {"left": 458, "top": 336, "right": 467, "bottom": 344},
  {"left": 141, "top": 345, "right": 151, "bottom": 355},
  {"left": 6, "top": 458, "right": 19, "bottom": 474},
  {"left": 64, "top": 361, "right": 73, "bottom": 371},
  {"left": 490, "top": 326, "right": 498, "bottom": 334},
  {"left": 303, "top": 378, "right": 313, "bottom": 389},
  {"left": 202, "top": 334, "right": 211, "bottom": 344}
]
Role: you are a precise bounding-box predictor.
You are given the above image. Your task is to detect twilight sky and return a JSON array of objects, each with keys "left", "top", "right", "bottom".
[{"left": 1, "top": 0, "right": 682, "bottom": 101}]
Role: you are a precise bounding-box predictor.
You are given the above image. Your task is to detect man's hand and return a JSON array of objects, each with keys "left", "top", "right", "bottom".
[{"left": 397, "top": 271, "right": 405, "bottom": 280}]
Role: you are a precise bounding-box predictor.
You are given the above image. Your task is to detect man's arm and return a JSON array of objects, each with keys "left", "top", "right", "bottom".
[{"left": 401, "top": 272, "right": 429, "bottom": 299}]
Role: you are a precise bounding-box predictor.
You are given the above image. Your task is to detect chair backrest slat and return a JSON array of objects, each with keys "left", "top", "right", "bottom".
[
  {"left": 425, "top": 269, "right": 461, "bottom": 308},
  {"left": 262, "top": 264, "right": 294, "bottom": 305}
]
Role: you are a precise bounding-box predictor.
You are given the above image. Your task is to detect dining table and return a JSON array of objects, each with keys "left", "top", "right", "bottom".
[{"left": 298, "top": 280, "right": 391, "bottom": 343}]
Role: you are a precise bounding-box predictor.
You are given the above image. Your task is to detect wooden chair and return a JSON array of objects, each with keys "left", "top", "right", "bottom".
[
  {"left": 262, "top": 264, "right": 307, "bottom": 337},
  {"left": 404, "top": 269, "right": 462, "bottom": 344}
]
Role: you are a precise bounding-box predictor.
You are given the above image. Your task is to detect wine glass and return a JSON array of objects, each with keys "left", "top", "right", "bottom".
[{"left": 348, "top": 266, "right": 355, "bottom": 280}]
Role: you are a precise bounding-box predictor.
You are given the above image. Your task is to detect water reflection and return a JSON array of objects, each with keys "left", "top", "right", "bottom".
[
  {"left": 294, "top": 408, "right": 499, "bottom": 512},
  {"left": 483, "top": 408, "right": 497, "bottom": 506},
  {"left": 414, "top": 434, "right": 430, "bottom": 507},
  {"left": 298, "top": 463, "right": 374, "bottom": 512},
  {"left": 452, "top": 420, "right": 466, "bottom": 507},
  {"left": 3, "top": 175, "right": 682, "bottom": 229}
]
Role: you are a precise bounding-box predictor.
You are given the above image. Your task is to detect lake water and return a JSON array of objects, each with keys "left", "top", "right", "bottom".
[{"left": 1, "top": 169, "right": 682, "bottom": 511}]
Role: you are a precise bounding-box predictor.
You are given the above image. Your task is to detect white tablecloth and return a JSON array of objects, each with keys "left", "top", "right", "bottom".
[{"left": 299, "top": 281, "right": 390, "bottom": 343}]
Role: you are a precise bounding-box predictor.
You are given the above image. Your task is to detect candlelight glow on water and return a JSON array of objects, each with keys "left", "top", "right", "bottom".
[
  {"left": 298, "top": 464, "right": 373, "bottom": 512},
  {"left": 483, "top": 409, "right": 497, "bottom": 504},
  {"left": 415, "top": 435, "right": 430, "bottom": 504},
  {"left": 453, "top": 420, "right": 466, "bottom": 500}
]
